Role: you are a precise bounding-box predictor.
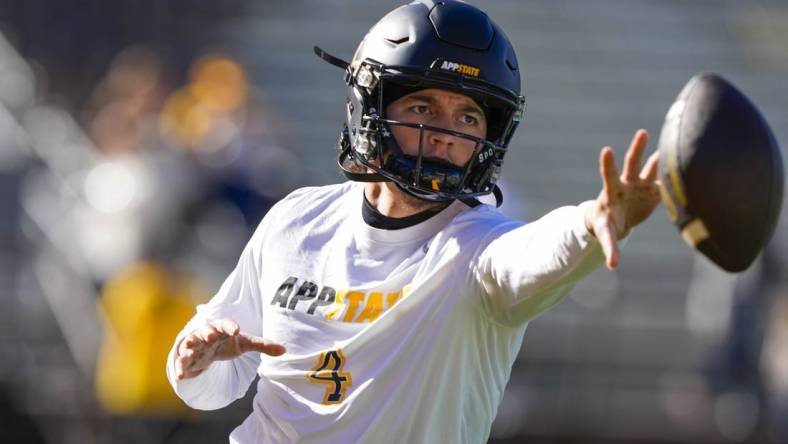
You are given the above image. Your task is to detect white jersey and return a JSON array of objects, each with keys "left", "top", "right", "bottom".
[{"left": 167, "top": 181, "right": 604, "bottom": 443}]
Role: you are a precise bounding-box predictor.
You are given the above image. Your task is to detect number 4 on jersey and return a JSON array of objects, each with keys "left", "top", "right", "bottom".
[{"left": 307, "top": 349, "right": 352, "bottom": 404}]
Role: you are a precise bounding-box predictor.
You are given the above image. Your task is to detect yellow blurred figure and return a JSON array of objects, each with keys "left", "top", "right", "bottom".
[{"left": 95, "top": 262, "right": 205, "bottom": 416}]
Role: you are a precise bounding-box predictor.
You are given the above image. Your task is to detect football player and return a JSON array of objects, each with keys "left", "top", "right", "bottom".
[{"left": 167, "top": 1, "right": 660, "bottom": 442}]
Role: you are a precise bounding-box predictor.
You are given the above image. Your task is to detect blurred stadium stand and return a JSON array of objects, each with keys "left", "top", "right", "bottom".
[{"left": 0, "top": 1, "right": 786, "bottom": 443}]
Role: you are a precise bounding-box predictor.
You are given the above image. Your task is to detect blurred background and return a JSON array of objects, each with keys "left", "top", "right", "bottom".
[{"left": 0, "top": 0, "right": 786, "bottom": 443}]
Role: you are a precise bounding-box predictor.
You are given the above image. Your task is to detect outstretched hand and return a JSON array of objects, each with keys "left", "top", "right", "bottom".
[
  {"left": 585, "top": 129, "right": 661, "bottom": 270},
  {"left": 174, "top": 318, "right": 286, "bottom": 380}
]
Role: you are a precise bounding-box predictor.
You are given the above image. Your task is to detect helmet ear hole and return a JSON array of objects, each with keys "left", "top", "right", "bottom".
[{"left": 346, "top": 98, "right": 354, "bottom": 116}]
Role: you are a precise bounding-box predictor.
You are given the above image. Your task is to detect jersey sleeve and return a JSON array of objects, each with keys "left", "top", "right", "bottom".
[
  {"left": 166, "top": 217, "right": 269, "bottom": 410},
  {"left": 473, "top": 201, "right": 605, "bottom": 327}
]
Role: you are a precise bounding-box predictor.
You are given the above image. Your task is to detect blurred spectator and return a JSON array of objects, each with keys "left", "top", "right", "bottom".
[
  {"left": 95, "top": 261, "right": 202, "bottom": 416},
  {"left": 3, "top": 18, "right": 304, "bottom": 438},
  {"left": 74, "top": 47, "right": 304, "bottom": 419}
]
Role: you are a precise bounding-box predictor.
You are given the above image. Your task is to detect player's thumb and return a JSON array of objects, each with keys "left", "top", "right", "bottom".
[{"left": 239, "top": 334, "right": 287, "bottom": 356}]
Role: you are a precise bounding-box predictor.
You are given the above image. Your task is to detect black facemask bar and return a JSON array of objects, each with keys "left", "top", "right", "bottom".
[
  {"left": 337, "top": 130, "right": 504, "bottom": 206},
  {"left": 349, "top": 115, "right": 503, "bottom": 203}
]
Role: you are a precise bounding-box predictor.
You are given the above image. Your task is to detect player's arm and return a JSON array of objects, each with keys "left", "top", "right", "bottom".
[
  {"left": 475, "top": 202, "right": 603, "bottom": 326},
  {"left": 474, "top": 129, "right": 660, "bottom": 325}
]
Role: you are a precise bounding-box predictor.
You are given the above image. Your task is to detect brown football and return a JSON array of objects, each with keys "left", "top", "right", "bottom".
[{"left": 657, "top": 72, "right": 784, "bottom": 272}]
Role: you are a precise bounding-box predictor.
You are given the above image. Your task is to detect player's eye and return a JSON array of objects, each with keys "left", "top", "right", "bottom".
[
  {"left": 409, "top": 105, "right": 430, "bottom": 115},
  {"left": 460, "top": 114, "right": 479, "bottom": 126}
]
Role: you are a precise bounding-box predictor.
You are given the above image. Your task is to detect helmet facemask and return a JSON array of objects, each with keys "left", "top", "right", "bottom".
[{"left": 337, "top": 58, "right": 525, "bottom": 205}]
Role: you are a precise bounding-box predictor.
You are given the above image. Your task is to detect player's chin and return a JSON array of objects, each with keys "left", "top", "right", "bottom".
[{"left": 394, "top": 184, "right": 450, "bottom": 212}]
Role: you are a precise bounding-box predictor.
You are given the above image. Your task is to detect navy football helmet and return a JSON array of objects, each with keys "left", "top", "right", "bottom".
[{"left": 316, "top": 0, "right": 525, "bottom": 205}]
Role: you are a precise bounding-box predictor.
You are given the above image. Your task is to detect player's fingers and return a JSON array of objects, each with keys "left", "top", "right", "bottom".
[
  {"left": 178, "top": 329, "right": 212, "bottom": 357},
  {"left": 183, "top": 336, "right": 196, "bottom": 348},
  {"left": 195, "top": 324, "right": 224, "bottom": 344},
  {"left": 174, "top": 353, "right": 186, "bottom": 379},
  {"left": 177, "top": 365, "right": 206, "bottom": 381},
  {"left": 238, "top": 334, "right": 287, "bottom": 356},
  {"left": 175, "top": 350, "right": 203, "bottom": 380},
  {"left": 622, "top": 129, "right": 649, "bottom": 182},
  {"left": 179, "top": 346, "right": 196, "bottom": 361},
  {"left": 211, "top": 318, "right": 240, "bottom": 337},
  {"left": 599, "top": 147, "right": 620, "bottom": 201},
  {"left": 175, "top": 323, "right": 239, "bottom": 379},
  {"left": 640, "top": 151, "right": 659, "bottom": 182},
  {"left": 179, "top": 334, "right": 197, "bottom": 355}
]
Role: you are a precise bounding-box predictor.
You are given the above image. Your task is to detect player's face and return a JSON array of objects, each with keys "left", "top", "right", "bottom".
[{"left": 385, "top": 88, "right": 487, "bottom": 167}]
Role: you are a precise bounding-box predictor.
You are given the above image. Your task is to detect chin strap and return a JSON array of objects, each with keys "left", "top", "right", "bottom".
[
  {"left": 460, "top": 185, "right": 503, "bottom": 208},
  {"left": 337, "top": 145, "right": 389, "bottom": 182}
]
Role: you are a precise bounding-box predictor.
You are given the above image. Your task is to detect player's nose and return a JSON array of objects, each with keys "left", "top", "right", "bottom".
[{"left": 424, "top": 116, "right": 456, "bottom": 161}]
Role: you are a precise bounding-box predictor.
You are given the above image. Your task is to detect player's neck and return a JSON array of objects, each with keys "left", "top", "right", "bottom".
[{"left": 364, "top": 182, "right": 444, "bottom": 218}]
